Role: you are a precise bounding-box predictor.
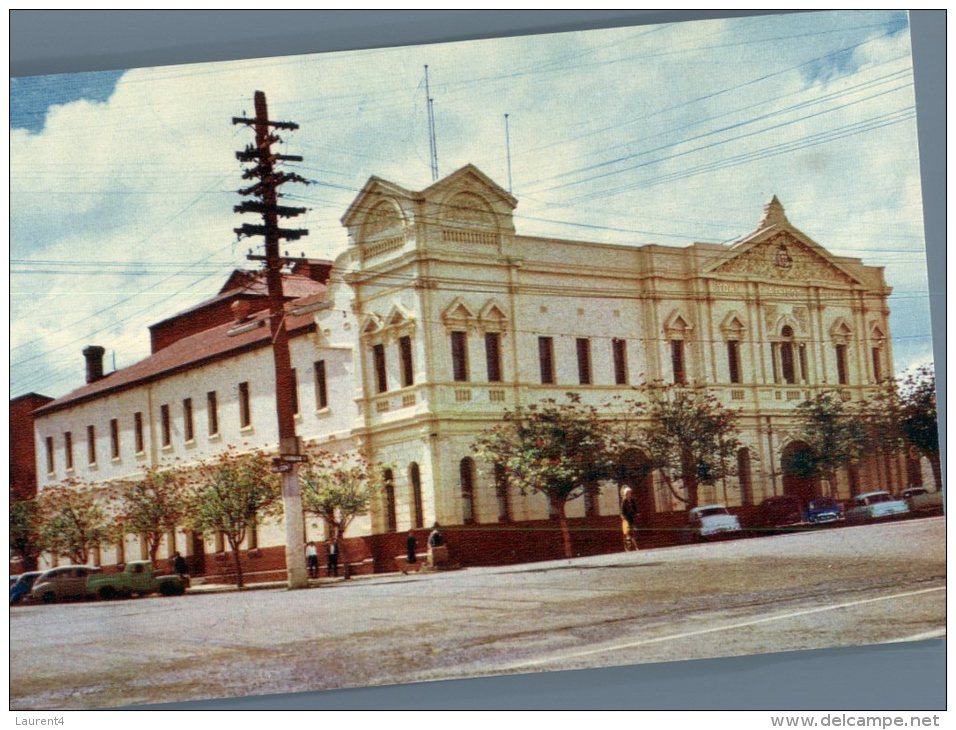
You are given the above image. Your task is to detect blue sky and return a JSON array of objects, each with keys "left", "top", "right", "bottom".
[{"left": 9, "top": 10, "right": 932, "bottom": 399}]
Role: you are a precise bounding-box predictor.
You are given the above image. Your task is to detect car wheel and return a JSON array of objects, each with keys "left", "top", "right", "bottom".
[
  {"left": 41, "top": 592, "right": 55, "bottom": 604},
  {"left": 98, "top": 586, "right": 117, "bottom": 600}
]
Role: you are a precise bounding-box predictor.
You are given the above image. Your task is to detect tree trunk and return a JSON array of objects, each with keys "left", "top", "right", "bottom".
[
  {"left": 229, "top": 536, "right": 245, "bottom": 589},
  {"left": 927, "top": 450, "right": 942, "bottom": 491},
  {"left": 551, "top": 496, "right": 573, "bottom": 559},
  {"left": 681, "top": 451, "right": 699, "bottom": 509}
]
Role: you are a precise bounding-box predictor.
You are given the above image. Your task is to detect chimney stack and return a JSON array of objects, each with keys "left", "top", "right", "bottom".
[{"left": 83, "top": 345, "right": 106, "bottom": 384}]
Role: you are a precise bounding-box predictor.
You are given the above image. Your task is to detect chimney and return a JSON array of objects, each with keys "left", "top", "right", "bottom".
[{"left": 82, "top": 345, "right": 106, "bottom": 384}]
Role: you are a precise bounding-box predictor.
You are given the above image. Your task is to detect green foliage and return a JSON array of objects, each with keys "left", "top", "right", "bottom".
[
  {"left": 10, "top": 499, "right": 43, "bottom": 568},
  {"left": 36, "top": 481, "right": 112, "bottom": 564},
  {"left": 794, "top": 392, "right": 868, "bottom": 492},
  {"left": 898, "top": 366, "right": 939, "bottom": 456},
  {"left": 300, "top": 448, "right": 381, "bottom": 539},
  {"left": 114, "top": 467, "right": 188, "bottom": 563}
]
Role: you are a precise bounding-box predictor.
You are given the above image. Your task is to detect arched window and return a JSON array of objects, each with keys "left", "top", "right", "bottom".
[
  {"left": 494, "top": 463, "right": 510, "bottom": 522},
  {"left": 409, "top": 463, "right": 424, "bottom": 529},
  {"left": 780, "top": 326, "right": 796, "bottom": 385},
  {"left": 383, "top": 468, "right": 397, "bottom": 533},
  {"left": 737, "top": 448, "right": 753, "bottom": 506},
  {"left": 460, "top": 458, "right": 477, "bottom": 524}
]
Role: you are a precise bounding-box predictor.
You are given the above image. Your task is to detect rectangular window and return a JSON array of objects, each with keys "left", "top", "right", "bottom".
[
  {"left": 871, "top": 347, "right": 882, "bottom": 383},
  {"left": 799, "top": 344, "right": 808, "bottom": 383},
  {"left": 671, "top": 340, "right": 686, "bottom": 385},
  {"left": 314, "top": 361, "right": 328, "bottom": 409},
  {"left": 576, "top": 338, "right": 592, "bottom": 385},
  {"left": 538, "top": 337, "right": 555, "bottom": 384},
  {"left": 110, "top": 418, "right": 120, "bottom": 459},
  {"left": 770, "top": 344, "right": 780, "bottom": 383},
  {"left": 485, "top": 332, "right": 502, "bottom": 383},
  {"left": 45, "top": 436, "right": 55, "bottom": 473},
  {"left": 183, "top": 398, "right": 194, "bottom": 441},
  {"left": 727, "top": 340, "right": 741, "bottom": 384},
  {"left": 451, "top": 331, "right": 469, "bottom": 382},
  {"left": 290, "top": 369, "right": 299, "bottom": 415},
  {"left": 613, "top": 339, "right": 628, "bottom": 385},
  {"left": 835, "top": 344, "right": 848, "bottom": 385},
  {"left": 372, "top": 344, "right": 388, "bottom": 393},
  {"left": 399, "top": 336, "right": 414, "bottom": 388},
  {"left": 239, "top": 382, "right": 252, "bottom": 427},
  {"left": 207, "top": 391, "right": 219, "bottom": 436},
  {"left": 134, "top": 412, "right": 144, "bottom": 453},
  {"left": 64, "top": 431, "right": 73, "bottom": 470},
  {"left": 87, "top": 425, "right": 96, "bottom": 465},
  {"left": 160, "top": 404, "right": 171, "bottom": 446}
]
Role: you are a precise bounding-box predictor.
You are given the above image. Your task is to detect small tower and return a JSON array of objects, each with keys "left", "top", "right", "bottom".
[{"left": 761, "top": 195, "right": 789, "bottom": 227}]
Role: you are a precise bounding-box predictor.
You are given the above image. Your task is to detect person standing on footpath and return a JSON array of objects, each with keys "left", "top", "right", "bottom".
[
  {"left": 327, "top": 537, "right": 339, "bottom": 577},
  {"left": 306, "top": 541, "right": 319, "bottom": 579},
  {"left": 620, "top": 486, "right": 640, "bottom": 551},
  {"left": 171, "top": 551, "right": 189, "bottom": 583},
  {"left": 403, "top": 531, "right": 418, "bottom": 575}
]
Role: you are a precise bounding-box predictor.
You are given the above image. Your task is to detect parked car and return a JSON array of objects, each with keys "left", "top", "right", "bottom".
[
  {"left": 87, "top": 560, "right": 187, "bottom": 599},
  {"left": 755, "top": 496, "right": 805, "bottom": 532},
  {"left": 806, "top": 497, "right": 844, "bottom": 525},
  {"left": 898, "top": 487, "right": 944, "bottom": 515},
  {"left": 686, "top": 504, "right": 743, "bottom": 541},
  {"left": 845, "top": 491, "right": 909, "bottom": 524},
  {"left": 29, "top": 565, "right": 101, "bottom": 603},
  {"left": 10, "top": 571, "right": 43, "bottom": 605}
]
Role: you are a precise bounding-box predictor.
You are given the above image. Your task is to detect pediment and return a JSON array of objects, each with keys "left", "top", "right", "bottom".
[
  {"left": 712, "top": 230, "right": 862, "bottom": 286},
  {"left": 441, "top": 297, "right": 476, "bottom": 324},
  {"left": 422, "top": 164, "right": 517, "bottom": 210}
]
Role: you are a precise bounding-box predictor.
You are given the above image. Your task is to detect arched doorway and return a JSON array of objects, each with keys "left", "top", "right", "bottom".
[
  {"left": 781, "top": 441, "right": 820, "bottom": 505},
  {"left": 618, "top": 449, "right": 655, "bottom": 515}
]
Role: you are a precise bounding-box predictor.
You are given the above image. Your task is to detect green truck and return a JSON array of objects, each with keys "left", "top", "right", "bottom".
[{"left": 87, "top": 560, "right": 187, "bottom": 599}]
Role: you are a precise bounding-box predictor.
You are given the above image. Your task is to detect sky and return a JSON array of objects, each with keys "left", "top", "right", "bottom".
[{"left": 9, "top": 10, "right": 933, "bottom": 400}]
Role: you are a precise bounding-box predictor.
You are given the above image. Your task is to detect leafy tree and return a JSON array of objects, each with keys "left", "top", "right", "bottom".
[
  {"left": 793, "top": 392, "right": 868, "bottom": 496},
  {"left": 628, "top": 384, "right": 742, "bottom": 509},
  {"left": 898, "top": 366, "right": 941, "bottom": 489},
  {"left": 187, "top": 449, "right": 282, "bottom": 588},
  {"left": 473, "top": 394, "right": 615, "bottom": 558},
  {"left": 300, "top": 448, "right": 381, "bottom": 540},
  {"left": 114, "top": 466, "right": 188, "bottom": 565},
  {"left": 36, "top": 480, "right": 112, "bottom": 565},
  {"left": 10, "top": 499, "right": 43, "bottom": 571}
]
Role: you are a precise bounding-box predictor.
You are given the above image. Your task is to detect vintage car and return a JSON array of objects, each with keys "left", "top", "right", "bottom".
[
  {"left": 686, "top": 504, "right": 743, "bottom": 541},
  {"left": 29, "top": 565, "right": 101, "bottom": 603},
  {"left": 845, "top": 491, "right": 909, "bottom": 524},
  {"left": 806, "top": 497, "right": 844, "bottom": 525},
  {"left": 754, "top": 496, "right": 805, "bottom": 533},
  {"left": 898, "top": 487, "right": 944, "bottom": 515},
  {"left": 10, "top": 571, "right": 43, "bottom": 605},
  {"left": 87, "top": 560, "right": 187, "bottom": 599}
]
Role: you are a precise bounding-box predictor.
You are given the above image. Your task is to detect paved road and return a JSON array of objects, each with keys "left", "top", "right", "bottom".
[{"left": 11, "top": 517, "right": 945, "bottom": 710}]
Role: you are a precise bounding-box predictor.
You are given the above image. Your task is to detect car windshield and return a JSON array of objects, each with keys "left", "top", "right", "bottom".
[
  {"left": 867, "top": 493, "right": 893, "bottom": 504},
  {"left": 698, "top": 507, "right": 729, "bottom": 517},
  {"left": 905, "top": 489, "right": 927, "bottom": 497},
  {"left": 809, "top": 499, "right": 836, "bottom": 510}
]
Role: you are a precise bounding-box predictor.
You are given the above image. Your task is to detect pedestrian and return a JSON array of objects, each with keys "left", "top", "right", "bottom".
[
  {"left": 620, "top": 486, "right": 640, "bottom": 552},
  {"left": 327, "top": 538, "right": 339, "bottom": 577},
  {"left": 427, "top": 522, "right": 444, "bottom": 549},
  {"left": 172, "top": 551, "right": 189, "bottom": 581},
  {"left": 403, "top": 531, "right": 418, "bottom": 575},
  {"left": 306, "top": 541, "right": 319, "bottom": 579}
]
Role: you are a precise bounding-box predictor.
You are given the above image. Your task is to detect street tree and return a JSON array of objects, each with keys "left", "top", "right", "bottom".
[
  {"left": 472, "top": 394, "right": 615, "bottom": 558},
  {"left": 898, "top": 365, "right": 941, "bottom": 489},
  {"left": 10, "top": 499, "right": 43, "bottom": 571},
  {"left": 300, "top": 448, "right": 381, "bottom": 541},
  {"left": 793, "top": 392, "right": 868, "bottom": 496},
  {"left": 188, "top": 449, "right": 282, "bottom": 588},
  {"left": 114, "top": 466, "right": 189, "bottom": 565},
  {"left": 36, "top": 480, "right": 112, "bottom": 565},
  {"left": 628, "top": 384, "right": 742, "bottom": 509}
]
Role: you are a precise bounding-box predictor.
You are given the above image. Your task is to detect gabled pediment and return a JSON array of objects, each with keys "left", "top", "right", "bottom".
[
  {"left": 422, "top": 164, "right": 517, "bottom": 210},
  {"left": 341, "top": 176, "right": 415, "bottom": 228},
  {"left": 441, "top": 297, "right": 476, "bottom": 325},
  {"left": 720, "top": 311, "right": 747, "bottom": 335},
  {"left": 360, "top": 312, "right": 384, "bottom": 335},
  {"left": 385, "top": 303, "right": 415, "bottom": 328}
]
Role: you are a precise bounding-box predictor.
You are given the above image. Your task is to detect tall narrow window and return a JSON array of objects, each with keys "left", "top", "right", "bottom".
[
  {"left": 134, "top": 412, "right": 144, "bottom": 453},
  {"left": 451, "top": 331, "right": 469, "bottom": 382},
  {"left": 494, "top": 463, "right": 511, "bottom": 522},
  {"left": 612, "top": 338, "right": 628, "bottom": 385},
  {"left": 871, "top": 347, "right": 882, "bottom": 383},
  {"left": 399, "top": 336, "right": 414, "bottom": 387},
  {"left": 110, "top": 418, "right": 120, "bottom": 459},
  {"left": 538, "top": 337, "right": 555, "bottom": 384},
  {"left": 770, "top": 344, "right": 780, "bottom": 383},
  {"left": 576, "top": 338, "right": 592, "bottom": 385},
  {"left": 289, "top": 368, "right": 299, "bottom": 416},
  {"left": 183, "top": 398, "right": 194, "bottom": 441},
  {"left": 314, "top": 361, "right": 328, "bottom": 409},
  {"left": 460, "top": 458, "right": 476, "bottom": 524},
  {"left": 798, "top": 344, "right": 808, "bottom": 384},
  {"left": 160, "top": 404, "right": 171, "bottom": 446},
  {"left": 64, "top": 431, "right": 73, "bottom": 470},
  {"left": 780, "top": 326, "right": 795, "bottom": 384},
  {"left": 409, "top": 463, "right": 424, "bottom": 529},
  {"left": 45, "top": 436, "right": 55, "bottom": 473},
  {"left": 238, "top": 382, "right": 252, "bottom": 428},
  {"left": 485, "top": 332, "right": 502, "bottom": 382},
  {"left": 670, "top": 340, "right": 686, "bottom": 385},
  {"left": 727, "top": 340, "right": 741, "bottom": 384},
  {"left": 383, "top": 469, "right": 397, "bottom": 533},
  {"left": 87, "top": 425, "right": 96, "bottom": 465},
  {"left": 372, "top": 344, "right": 388, "bottom": 393},
  {"left": 835, "top": 344, "right": 848, "bottom": 385},
  {"left": 737, "top": 448, "right": 753, "bottom": 506},
  {"left": 207, "top": 391, "right": 219, "bottom": 436}
]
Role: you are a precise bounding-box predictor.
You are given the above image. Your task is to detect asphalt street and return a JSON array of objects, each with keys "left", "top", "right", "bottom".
[{"left": 10, "top": 516, "right": 945, "bottom": 710}]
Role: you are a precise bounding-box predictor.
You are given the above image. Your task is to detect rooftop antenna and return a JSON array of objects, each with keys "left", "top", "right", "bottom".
[
  {"left": 504, "top": 113, "right": 513, "bottom": 194},
  {"left": 424, "top": 65, "right": 439, "bottom": 181}
]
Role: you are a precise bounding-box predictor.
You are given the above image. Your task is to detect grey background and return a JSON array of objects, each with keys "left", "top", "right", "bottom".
[{"left": 9, "top": 10, "right": 945, "bottom": 711}]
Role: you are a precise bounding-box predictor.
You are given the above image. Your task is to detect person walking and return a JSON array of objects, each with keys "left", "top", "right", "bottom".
[
  {"left": 620, "top": 486, "right": 640, "bottom": 552},
  {"left": 306, "top": 541, "right": 319, "bottom": 579},
  {"left": 172, "top": 551, "right": 189, "bottom": 582},
  {"left": 327, "top": 538, "right": 339, "bottom": 577}
]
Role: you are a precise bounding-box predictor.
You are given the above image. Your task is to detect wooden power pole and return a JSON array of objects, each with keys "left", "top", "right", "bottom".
[{"left": 232, "top": 90, "right": 310, "bottom": 589}]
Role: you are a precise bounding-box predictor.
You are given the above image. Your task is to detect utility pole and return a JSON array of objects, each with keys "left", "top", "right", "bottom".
[
  {"left": 232, "top": 90, "right": 310, "bottom": 589},
  {"left": 424, "top": 65, "right": 439, "bottom": 181}
]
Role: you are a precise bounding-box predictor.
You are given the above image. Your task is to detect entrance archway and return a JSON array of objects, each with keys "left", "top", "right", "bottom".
[
  {"left": 781, "top": 440, "right": 820, "bottom": 505},
  {"left": 618, "top": 449, "right": 655, "bottom": 515}
]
